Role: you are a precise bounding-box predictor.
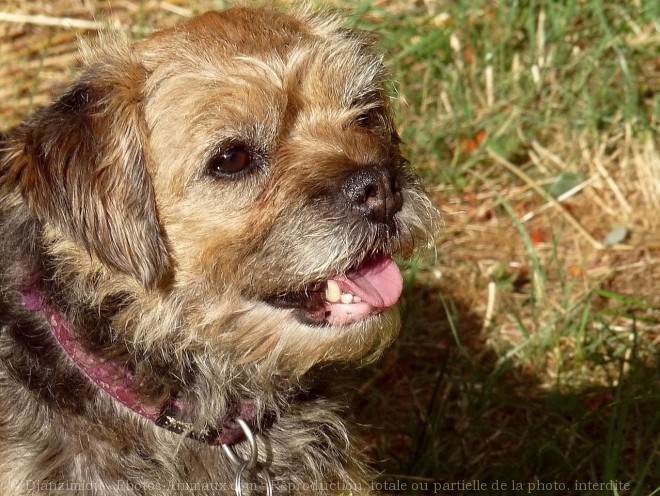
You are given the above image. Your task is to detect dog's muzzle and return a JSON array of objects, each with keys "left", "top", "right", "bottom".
[{"left": 340, "top": 165, "right": 403, "bottom": 225}]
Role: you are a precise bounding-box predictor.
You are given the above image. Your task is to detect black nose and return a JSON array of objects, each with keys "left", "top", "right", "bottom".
[{"left": 341, "top": 166, "right": 403, "bottom": 224}]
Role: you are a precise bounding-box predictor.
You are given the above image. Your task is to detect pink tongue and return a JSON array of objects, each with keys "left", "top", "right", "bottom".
[{"left": 332, "top": 255, "right": 403, "bottom": 309}]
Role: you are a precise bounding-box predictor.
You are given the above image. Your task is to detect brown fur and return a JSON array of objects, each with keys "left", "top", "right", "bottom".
[{"left": 0, "top": 6, "right": 438, "bottom": 495}]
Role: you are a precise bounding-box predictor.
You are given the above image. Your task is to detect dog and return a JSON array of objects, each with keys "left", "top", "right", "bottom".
[{"left": 0, "top": 5, "right": 438, "bottom": 495}]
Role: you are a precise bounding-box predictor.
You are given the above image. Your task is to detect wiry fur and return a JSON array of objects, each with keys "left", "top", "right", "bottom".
[{"left": 0, "top": 6, "right": 438, "bottom": 495}]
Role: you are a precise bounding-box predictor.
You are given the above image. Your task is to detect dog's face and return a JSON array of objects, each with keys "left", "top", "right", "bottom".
[{"left": 3, "top": 7, "right": 438, "bottom": 375}]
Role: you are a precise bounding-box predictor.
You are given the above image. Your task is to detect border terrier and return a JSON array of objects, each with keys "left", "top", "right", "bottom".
[{"left": 0, "top": 5, "right": 438, "bottom": 495}]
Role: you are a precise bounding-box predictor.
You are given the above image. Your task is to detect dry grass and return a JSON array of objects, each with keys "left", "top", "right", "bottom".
[
  {"left": 0, "top": 0, "right": 207, "bottom": 123},
  {"left": 2, "top": 1, "right": 659, "bottom": 494}
]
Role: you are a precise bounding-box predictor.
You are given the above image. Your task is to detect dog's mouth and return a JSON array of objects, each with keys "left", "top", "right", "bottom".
[{"left": 265, "top": 255, "right": 403, "bottom": 326}]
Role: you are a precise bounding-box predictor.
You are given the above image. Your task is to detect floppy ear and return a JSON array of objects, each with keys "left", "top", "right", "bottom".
[{"left": 4, "top": 53, "right": 169, "bottom": 288}]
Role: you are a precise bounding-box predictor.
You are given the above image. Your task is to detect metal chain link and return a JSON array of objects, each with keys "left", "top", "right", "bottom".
[{"left": 223, "top": 418, "right": 274, "bottom": 496}]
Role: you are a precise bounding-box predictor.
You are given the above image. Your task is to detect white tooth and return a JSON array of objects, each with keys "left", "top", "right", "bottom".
[
  {"left": 353, "top": 296, "right": 361, "bottom": 303},
  {"left": 340, "top": 293, "right": 354, "bottom": 304},
  {"left": 325, "top": 280, "right": 341, "bottom": 303}
]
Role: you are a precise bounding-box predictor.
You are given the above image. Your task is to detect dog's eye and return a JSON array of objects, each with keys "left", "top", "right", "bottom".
[
  {"left": 355, "top": 109, "right": 376, "bottom": 127},
  {"left": 207, "top": 147, "right": 252, "bottom": 177},
  {"left": 354, "top": 107, "right": 385, "bottom": 130}
]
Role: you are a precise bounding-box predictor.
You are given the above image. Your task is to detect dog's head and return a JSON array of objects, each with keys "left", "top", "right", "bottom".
[{"left": 2, "top": 7, "right": 438, "bottom": 375}]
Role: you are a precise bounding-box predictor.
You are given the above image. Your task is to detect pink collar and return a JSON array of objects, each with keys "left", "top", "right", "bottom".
[{"left": 21, "top": 288, "right": 255, "bottom": 446}]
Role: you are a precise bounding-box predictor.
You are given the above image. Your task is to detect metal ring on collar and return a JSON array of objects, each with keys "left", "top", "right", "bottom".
[
  {"left": 260, "top": 466, "right": 274, "bottom": 496},
  {"left": 234, "top": 462, "right": 273, "bottom": 496},
  {"left": 222, "top": 418, "right": 258, "bottom": 470},
  {"left": 234, "top": 460, "right": 248, "bottom": 496}
]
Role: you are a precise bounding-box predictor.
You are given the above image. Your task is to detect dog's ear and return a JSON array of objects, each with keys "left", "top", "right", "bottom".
[{"left": 4, "top": 53, "right": 169, "bottom": 288}]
